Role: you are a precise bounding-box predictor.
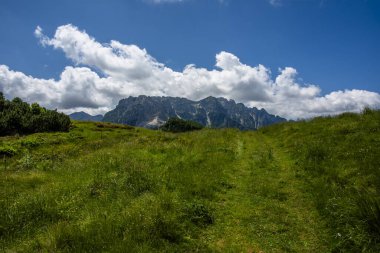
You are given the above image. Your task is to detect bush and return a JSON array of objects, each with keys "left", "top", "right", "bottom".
[
  {"left": 160, "top": 118, "right": 203, "bottom": 133},
  {"left": 0, "top": 146, "right": 17, "bottom": 157},
  {"left": 0, "top": 92, "right": 71, "bottom": 136},
  {"left": 362, "top": 107, "right": 374, "bottom": 115}
]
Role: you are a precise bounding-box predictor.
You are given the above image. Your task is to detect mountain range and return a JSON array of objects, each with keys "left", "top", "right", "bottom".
[
  {"left": 101, "top": 96, "right": 286, "bottom": 130},
  {"left": 69, "top": 111, "right": 103, "bottom": 122}
]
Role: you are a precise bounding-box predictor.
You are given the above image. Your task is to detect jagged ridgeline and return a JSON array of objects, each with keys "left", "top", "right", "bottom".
[
  {"left": 0, "top": 92, "right": 70, "bottom": 136},
  {"left": 69, "top": 111, "right": 103, "bottom": 122},
  {"left": 103, "top": 95, "right": 286, "bottom": 130}
]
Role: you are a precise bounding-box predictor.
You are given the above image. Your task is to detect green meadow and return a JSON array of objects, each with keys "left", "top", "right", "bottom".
[{"left": 0, "top": 110, "right": 379, "bottom": 252}]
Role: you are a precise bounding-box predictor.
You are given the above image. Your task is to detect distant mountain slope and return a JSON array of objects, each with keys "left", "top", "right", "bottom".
[
  {"left": 69, "top": 111, "right": 103, "bottom": 122},
  {"left": 103, "top": 96, "right": 286, "bottom": 129}
]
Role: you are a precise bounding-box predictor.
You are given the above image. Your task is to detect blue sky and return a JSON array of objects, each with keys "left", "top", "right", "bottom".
[{"left": 0, "top": 0, "right": 379, "bottom": 118}]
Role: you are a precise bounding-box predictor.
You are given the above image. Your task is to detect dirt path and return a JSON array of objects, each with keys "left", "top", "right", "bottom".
[{"left": 204, "top": 131, "right": 330, "bottom": 252}]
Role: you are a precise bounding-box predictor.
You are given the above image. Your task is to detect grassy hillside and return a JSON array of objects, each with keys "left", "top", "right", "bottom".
[
  {"left": 260, "top": 109, "right": 380, "bottom": 252},
  {"left": 0, "top": 110, "right": 379, "bottom": 252}
]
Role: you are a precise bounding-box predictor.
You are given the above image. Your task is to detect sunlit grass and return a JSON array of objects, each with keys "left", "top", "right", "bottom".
[
  {"left": 261, "top": 108, "right": 380, "bottom": 252},
  {"left": 0, "top": 110, "right": 379, "bottom": 252}
]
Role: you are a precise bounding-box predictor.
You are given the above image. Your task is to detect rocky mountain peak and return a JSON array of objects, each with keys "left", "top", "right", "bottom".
[{"left": 103, "top": 96, "right": 286, "bottom": 130}]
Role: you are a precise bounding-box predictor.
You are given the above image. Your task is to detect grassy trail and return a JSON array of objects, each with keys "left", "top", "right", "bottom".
[
  {"left": 205, "top": 132, "right": 330, "bottom": 252},
  {"left": 3, "top": 115, "right": 378, "bottom": 252}
]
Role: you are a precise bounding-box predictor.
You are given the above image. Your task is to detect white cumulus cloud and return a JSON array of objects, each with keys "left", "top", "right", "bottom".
[{"left": 0, "top": 24, "right": 379, "bottom": 119}]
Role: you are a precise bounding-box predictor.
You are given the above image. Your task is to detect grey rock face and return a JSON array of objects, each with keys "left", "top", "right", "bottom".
[
  {"left": 103, "top": 95, "right": 286, "bottom": 130},
  {"left": 69, "top": 111, "right": 103, "bottom": 122}
]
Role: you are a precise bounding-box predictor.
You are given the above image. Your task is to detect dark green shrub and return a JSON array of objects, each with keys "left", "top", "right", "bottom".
[
  {"left": 160, "top": 118, "right": 203, "bottom": 133},
  {"left": 0, "top": 146, "right": 17, "bottom": 157},
  {"left": 362, "top": 107, "right": 374, "bottom": 115},
  {"left": 0, "top": 92, "right": 71, "bottom": 136}
]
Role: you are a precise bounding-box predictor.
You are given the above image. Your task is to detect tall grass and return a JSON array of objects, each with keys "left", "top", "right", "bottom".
[
  {"left": 0, "top": 122, "right": 237, "bottom": 252},
  {"left": 261, "top": 109, "right": 380, "bottom": 251},
  {"left": 1, "top": 111, "right": 379, "bottom": 252}
]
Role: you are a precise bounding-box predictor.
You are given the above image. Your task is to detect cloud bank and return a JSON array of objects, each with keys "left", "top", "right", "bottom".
[{"left": 0, "top": 24, "right": 379, "bottom": 119}]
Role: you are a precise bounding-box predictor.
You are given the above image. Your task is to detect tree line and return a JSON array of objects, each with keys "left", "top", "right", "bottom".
[{"left": 0, "top": 92, "right": 71, "bottom": 136}]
